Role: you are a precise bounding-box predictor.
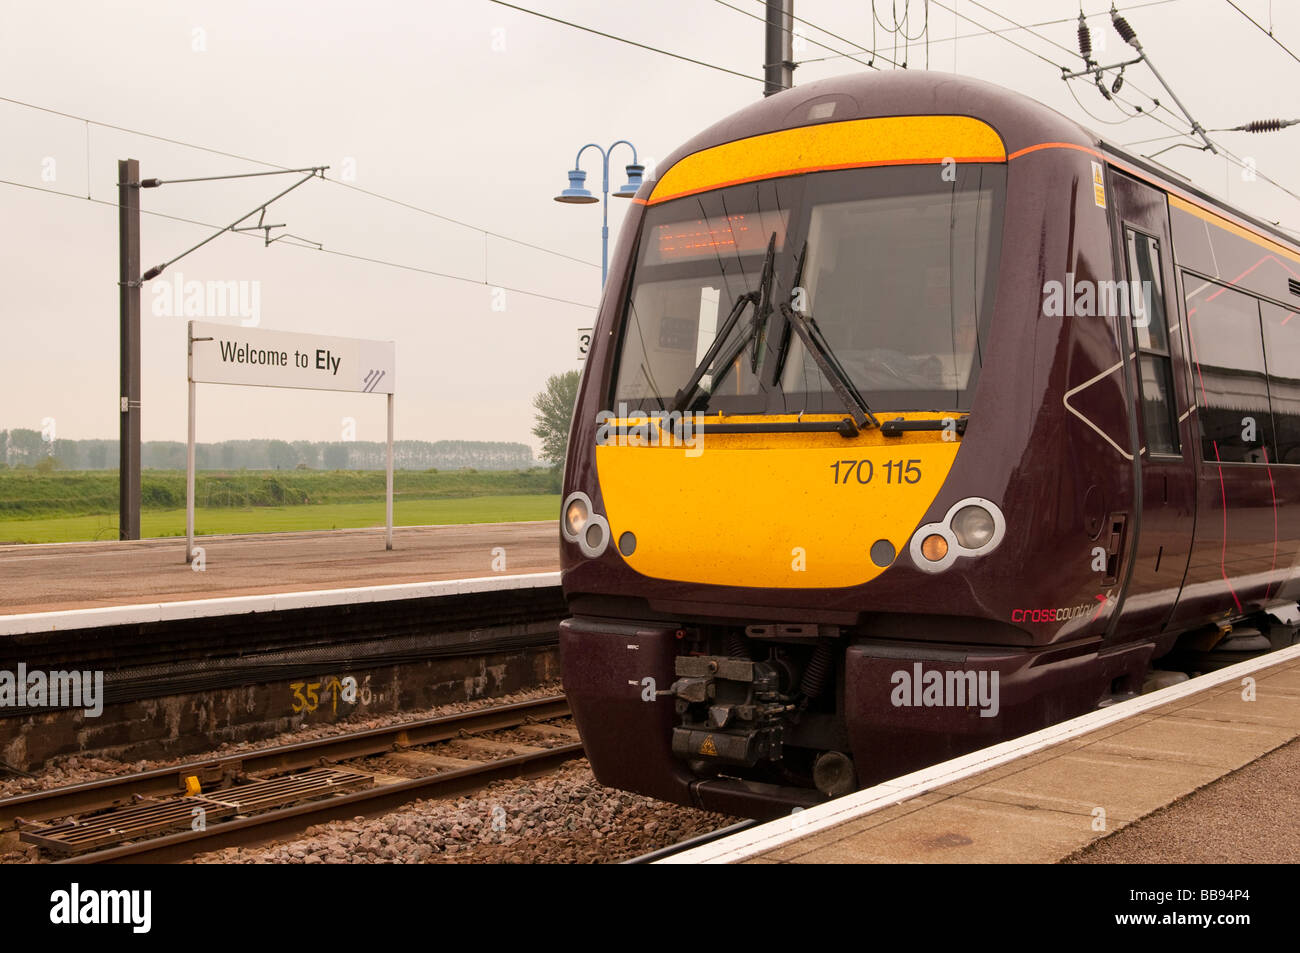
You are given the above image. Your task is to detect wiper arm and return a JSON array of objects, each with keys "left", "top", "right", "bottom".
[
  {"left": 750, "top": 232, "right": 778, "bottom": 374},
  {"left": 670, "top": 233, "right": 778, "bottom": 415},
  {"left": 778, "top": 301, "right": 880, "bottom": 431},
  {"left": 768, "top": 239, "right": 806, "bottom": 386},
  {"left": 670, "top": 290, "right": 758, "bottom": 415}
]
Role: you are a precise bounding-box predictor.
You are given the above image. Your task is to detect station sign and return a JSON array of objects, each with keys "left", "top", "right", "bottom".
[{"left": 189, "top": 321, "right": 395, "bottom": 394}]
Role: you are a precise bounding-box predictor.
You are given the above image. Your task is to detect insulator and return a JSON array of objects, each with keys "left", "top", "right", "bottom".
[
  {"left": 799, "top": 641, "right": 834, "bottom": 700},
  {"left": 1242, "top": 119, "right": 1288, "bottom": 133},
  {"left": 1112, "top": 13, "right": 1137, "bottom": 45},
  {"left": 1077, "top": 14, "right": 1093, "bottom": 62}
]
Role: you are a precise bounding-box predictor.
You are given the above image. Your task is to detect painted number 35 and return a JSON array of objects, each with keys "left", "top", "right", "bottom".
[
  {"left": 291, "top": 675, "right": 369, "bottom": 715},
  {"left": 830, "top": 459, "right": 922, "bottom": 484}
]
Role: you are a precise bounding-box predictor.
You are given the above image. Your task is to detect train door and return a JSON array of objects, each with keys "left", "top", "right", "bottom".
[
  {"left": 1105, "top": 172, "right": 1198, "bottom": 637},
  {"left": 1166, "top": 242, "right": 1291, "bottom": 626}
]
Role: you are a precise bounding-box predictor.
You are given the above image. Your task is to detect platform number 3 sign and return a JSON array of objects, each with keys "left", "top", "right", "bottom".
[{"left": 577, "top": 327, "right": 593, "bottom": 361}]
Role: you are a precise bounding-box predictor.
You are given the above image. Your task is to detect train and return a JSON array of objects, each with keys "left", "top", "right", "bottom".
[{"left": 557, "top": 70, "right": 1300, "bottom": 819}]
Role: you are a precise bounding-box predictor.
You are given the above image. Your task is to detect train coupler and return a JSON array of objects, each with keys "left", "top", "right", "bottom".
[{"left": 669, "top": 655, "right": 791, "bottom": 767}]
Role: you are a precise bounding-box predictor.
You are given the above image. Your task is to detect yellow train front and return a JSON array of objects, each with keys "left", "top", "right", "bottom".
[{"left": 557, "top": 72, "right": 1300, "bottom": 817}]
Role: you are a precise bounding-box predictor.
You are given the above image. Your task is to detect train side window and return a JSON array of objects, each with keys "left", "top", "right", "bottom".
[
  {"left": 1260, "top": 301, "right": 1300, "bottom": 464},
  {"left": 1137, "top": 355, "right": 1179, "bottom": 455},
  {"left": 1183, "top": 275, "right": 1275, "bottom": 464},
  {"left": 1124, "top": 229, "right": 1179, "bottom": 455}
]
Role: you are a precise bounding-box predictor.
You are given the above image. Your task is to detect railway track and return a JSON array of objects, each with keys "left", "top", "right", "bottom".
[
  {"left": 621, "top": 819, "right": 761, "bottom": 864},
  {"left": 1, "top": 695, "right": 580, "bottom": 864}
]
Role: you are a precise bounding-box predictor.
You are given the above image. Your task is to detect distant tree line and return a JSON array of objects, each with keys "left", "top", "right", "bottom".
[{"left": 0, "top": 431, "right": 534, "bottom": 471}]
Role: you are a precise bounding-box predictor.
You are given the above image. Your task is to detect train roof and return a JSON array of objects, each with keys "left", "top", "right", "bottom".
[{"left": 652, "top": 70, "right": 1300, "bottom": 259}]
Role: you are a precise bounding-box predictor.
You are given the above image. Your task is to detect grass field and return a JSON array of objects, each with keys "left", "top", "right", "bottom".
[
  {"left": 0, "top": 468, "right": 559, "bottom": 518},
  {"left": 0, "top": 495, "right": 561, "bottom": 544},
  {"left": 0, "top": 468, "right": 561, "bottom": 543}
]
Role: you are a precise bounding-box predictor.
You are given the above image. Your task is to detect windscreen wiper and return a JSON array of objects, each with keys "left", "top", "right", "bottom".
[
  {"left": 670, "top": 233, "right": 777, "bottom": 415},
  {"left": 768, "top": 239, "right": 806, "bottom": 386},
  {"left": 778, "top": 300, "right": 879, "bottom": 432},
  {"left": 749, "top": 231, "right": 778, "bottom": 374}
]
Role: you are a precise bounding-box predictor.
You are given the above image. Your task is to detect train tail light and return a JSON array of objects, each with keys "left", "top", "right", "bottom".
[
  {"left": 920, "top": 534, "right": 949, "bottom": 562},
  {"left": 909, "top": 497, "right": 1006, "bottom": 573}
]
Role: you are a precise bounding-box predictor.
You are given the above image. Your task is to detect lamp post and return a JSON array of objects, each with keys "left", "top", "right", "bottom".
[{"left": 554, "top": 141, "right": 643, "bottom": 288}]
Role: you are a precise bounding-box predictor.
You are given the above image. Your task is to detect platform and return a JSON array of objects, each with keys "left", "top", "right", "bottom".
[
  {"left": 0, "top": 521, "right": 560, "bottom": 615},
  {"left": 662, "top": 645, "right": 1300, "bottom": 864},
  {"left": 0, "top": 533, "right": 566, "bottom": 769}
]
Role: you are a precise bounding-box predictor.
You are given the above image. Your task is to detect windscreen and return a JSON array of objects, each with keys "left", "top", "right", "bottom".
[{"left": 612, "top": 163, "right": 1005, "bottom": 415}]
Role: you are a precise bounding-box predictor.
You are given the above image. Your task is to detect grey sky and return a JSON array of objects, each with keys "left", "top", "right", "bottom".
[{"left": 3, "top": 0, "right": 1297, "bottom": 455}]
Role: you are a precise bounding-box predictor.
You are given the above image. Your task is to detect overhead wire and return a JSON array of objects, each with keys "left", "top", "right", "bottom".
[
  {"left": 988, "top": 1, "right": 1191, "bottom": 132},
  {"left": 0, "top": 93, "right": 599, "bottom": 270},
  {"left": 1042, "top": 4, "right": 1300, "bottom": 207},
  {"left": 793, "top": 0, "right": 1182, "bottom": 63},
  {"left": 916, "top": 1, "right": 1192, "bottom": 146},
  {"left": 740, "top": 0, "right": 908, "bottom": 68},
  {"left": 717, "top": 0, "right": 897, "bottom": 70},
  {"left": 964, "top": 0, "right": 1169, "bottom": 128},
  {"left": 869, "top": 0, "right": 930, "bottom": 68},
  {"left": 0, "top": 176, "right": 597, "bottom": 309},
  {"left": 893, "top": 1, "right": 932, "bottom": 43},
  {"left": 929, "top": 2, "right": 1300, "bottom": 212},
  {"left": 1120, "top": 131, "right": 1200, "bottom": 147},
  {"left": 927, "top": 0, "right": 1064, "bottom": 68},
  {"left": 486, "top": 0, "right": 772, "bottom": 84},
  {"left": 761, "top": 0, "right": 905, "bottom": 66},
  {"left": 1222, "top": 0, "right": 1300, "bottom": 67}
]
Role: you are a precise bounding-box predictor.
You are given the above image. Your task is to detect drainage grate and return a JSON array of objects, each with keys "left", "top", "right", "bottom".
[{"left": 20, "top": 768, "right": 373, "bottom": 853}]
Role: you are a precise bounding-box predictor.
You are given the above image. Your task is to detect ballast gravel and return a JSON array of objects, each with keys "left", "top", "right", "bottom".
[
  {"left": 0, "top": 682, "right": 737, "bottom": 864},
  {"left": 192, "top": 760, "right": 735, "bottom": 865},
  {"left": 0, "top": 682, "right": 566, "bottom": 800}
]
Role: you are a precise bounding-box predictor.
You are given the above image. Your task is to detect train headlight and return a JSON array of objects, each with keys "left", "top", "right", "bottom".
[
  {"left": 564, "top": 495, "right": 590, "bottom": 539},
  {"left": 562, "top": 491, "right": 611, "bottom": 558},
  {"left": 909, "top": 497, "right": 1006, "bottom": 573},
  {"left": 951, "top": 505, "right": 996, "bottom": 549}
]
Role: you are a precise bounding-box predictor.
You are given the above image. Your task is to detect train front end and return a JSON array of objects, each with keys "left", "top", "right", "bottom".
[{"left": 559, "top": 74, "right": 1132, "bottom": 817}]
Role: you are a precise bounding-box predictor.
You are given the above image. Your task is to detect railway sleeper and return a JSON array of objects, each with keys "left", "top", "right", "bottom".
[{"left": 20, "top": 767, "right": 373, "bottom": 854}]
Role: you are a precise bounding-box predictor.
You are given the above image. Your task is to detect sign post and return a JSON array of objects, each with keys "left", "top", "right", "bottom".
[
  {"left": 386, "top": 391, "right": 394, "bottom": 551},
  {"left": 187, "top": 321, "right": 397, "bottom": 562}
]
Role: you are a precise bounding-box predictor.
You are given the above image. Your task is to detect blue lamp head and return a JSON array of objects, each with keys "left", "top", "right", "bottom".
[
  {"left": 555, "top": 168, "right": 598, "bottom": 204},
  {"left": 614, "top": 163, "right": 645, "bottom": 199}
]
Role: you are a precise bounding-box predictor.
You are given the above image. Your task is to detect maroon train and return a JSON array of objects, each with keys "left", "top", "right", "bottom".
[{"left": 557, "top": 71, "right": 1300, "bottom": 818}]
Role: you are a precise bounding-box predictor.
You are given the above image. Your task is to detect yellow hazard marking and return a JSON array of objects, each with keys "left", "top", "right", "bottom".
[
  {"left": 699, "top": 735, "right": 718, "bottom": 757},
  {"left": 595, "top": 414, "right": 961, "bottom": 588},
  {"left": 648, "top": 115, "right": 1006, "bottom": 205},
  {"left": 184, "top": 775, "right": 202, "bottom": 796},
  {"left": 1091, "top": 160, "right": 1106, "bottom": 208}
]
